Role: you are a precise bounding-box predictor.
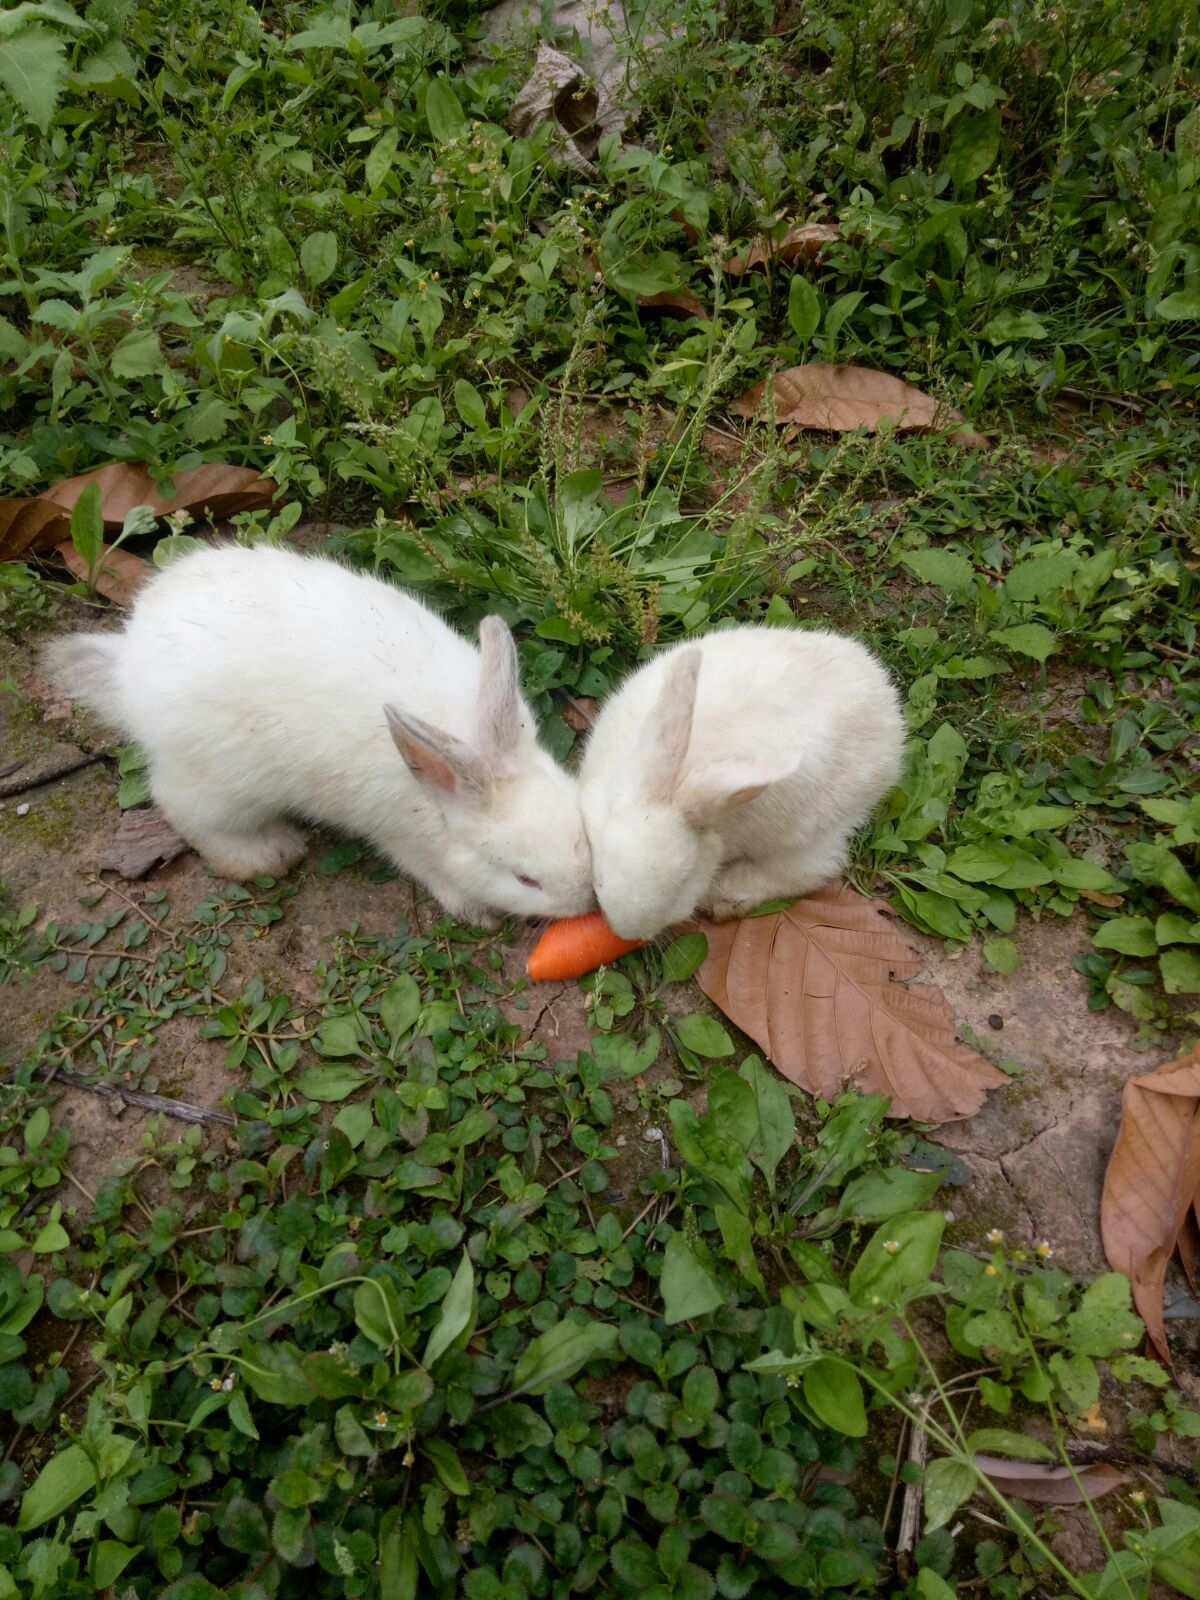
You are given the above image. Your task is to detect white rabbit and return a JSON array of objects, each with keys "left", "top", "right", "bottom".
[
  {"left": 43, "top": 546, "right": 594, "bottom": 926},
  {"left": 579, "top": 625, "right": 905, "bottom": 939}
]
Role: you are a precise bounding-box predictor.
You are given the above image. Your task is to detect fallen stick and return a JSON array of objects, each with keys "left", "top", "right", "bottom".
[
  {"left": 0, "top": 749, "right": 106, "bottom": 799},
  {"left": 53, "top": 1068, "right": 236, "bottom": 1127},
  {"left": 896, "top": 1409, "right": 929, "bottom": 1557}
]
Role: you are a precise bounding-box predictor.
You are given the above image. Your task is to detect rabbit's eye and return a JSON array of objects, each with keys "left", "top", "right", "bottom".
[{"left": 516, "top": 873, "right": 542, "bottom": 890}]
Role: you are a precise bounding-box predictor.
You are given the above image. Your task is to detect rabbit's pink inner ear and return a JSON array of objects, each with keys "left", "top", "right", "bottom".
[
  {"left": 385, "top": 706, "right": 486, "bottom": 797},
  {"left": 394, "top": 730, "right": 460, "bottom": 793}
]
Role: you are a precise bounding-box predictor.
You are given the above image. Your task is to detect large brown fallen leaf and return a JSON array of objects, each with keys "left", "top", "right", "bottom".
[
  {"left": 0, "top": 461, "right": 275, "bottom": 561},
  {"left": 973, "top": 1456, "right": 1130, "bottom": 1506},
  {"left": 730, "top": 363, "right": 986, "bottom": 444},
  {"left": 1101, "top": 1045, "right": 1200, "bottom": 1364},
  {"left": 725, "top": 222, "right": 840, "bottom": 275},
  {"left": 57, "top": 542, "right": 153, "bottom": 607},
  {"left": 697, "top": 885, "right": 1006, "bottom": 1123}
]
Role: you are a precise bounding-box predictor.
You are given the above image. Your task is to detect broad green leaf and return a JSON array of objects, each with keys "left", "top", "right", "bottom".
[
  {"left": 69, "top": 482, "right": 104, "bottom": 572},
  {"left": 803, "top": 1358, "right": 867, "bottom": 1436},
  {"left": 332, "top": 1102, "right": 373, "bottom": 1148},
  {"left": 946, "top": 108, "right": 1000, "bottom": 185},
  {"left": 379, "top": 1508, "right": 419, "bottom": 1600},
  {"left": 110, "top": 329, "right": 165, "bottom": 379},
  {"left": 1004, "top": 550, "right": 1076, "bottom": 600},
  {"left": 510, "top": 1315, "right": 618, "bottom": 1394},
  {"left": 31, "top": 1216, "right": 68, "bottom": 1254},
  {"left": 989, "top": 623, "right": 1058, "bottom": 663},
  {"left": 91, "top": 1541, "right": 139, "bottom": 1589},
  {"left": 1157, "top": 913, "right": 1200, "bottom": 946},
  {"left": 916, "top": 1571, "right": 957, "bottom": 1600},
  {"left": 313, "top": 1013, "right": 364, "bottom": 1058},
  {"left": 675, "top": 1013, "right": 734, "bottom": 1058},
  {"left": 300, "top": 231, "right": 338, "bottom": 287},
  {"left": 296, "top": 1064, "right": 365, "bottom": 1102},
  {"left": 25, "top": 1107, "right": 49, "bottom": 1151},
  {"left": 1049, "top": 1350, "right": 1099, "bottom": 1412},
  {"left": 423, "top": 1438, "right": 469, "bottom": 1495},
  {"left": 425, "top": 76, "right": 465, "bottom": 143},
  {"left": 965, "top": 1428, "right": 1053, "bottom": 1461},
  {"left": 787, "top": 274, "right": 821, "bottom": 340},
  {"left": 836, "top": 1166, "right": 942, "bottom": 1222},
  {"left": 738, "top": 1056, "right": 795, "bottom": 1188},
  {"left": 984, "top": 310, "right": 1049, "bottom": 343},
  {"left": 354, "top": 1277, "right": 405, "bottom": 1351},
  {"left": 286, "top": 14, "right": 352, "bottom": 48},
  {"left": 824, "top": 289, "right": 864, "bottom": 341},
  {"left": 849, "top": 1210, "right": 945, "bottom": 1306},
  {"left": 1050, "top": 856, "right": 1119, "bottom": 892},
  {"left": 239, "top": 1341, "right": 313, "bottom": 1406},
  {"left": 1126, "top": 843, "right": 1200, "bottom": 914},
  {"left": 365, "top": 126, "right": 398, "bottom": 192},
  {"left": 899, "top": 548, "right": 975, "bottom": 596},
  {"left": 924, "top": 1457, "right": 976, "bottom": 1532},
  {"left": 423, "top": 1250, "right": 475, "bottom": 1367},
  {"left": 982, "top": 936, "right": 1020, "bottom": 974},
  {"left": 270, "top": 1468, "right": 323, "bottom": 1508},
  {"left": 19, "top": 1437, "right": 128, "bottom": 1529},
  {"left": 714, "top": 1203, "right": 765, "bottom": 1292},
  {"left": 453, "top": 379, "right": 488, "bottom": 431},
  {"left": 1093, "top": 917, "right": 1157, "bottom": 957},
  {"left": 661, "top": 932, "right": 708, "bottom": 984},
  {"left": 0, "top": 26, "right": 68, "bottom": 131},
  {"left": 378, "top": 975, "right": 420, "bottom": 1041},
  {"left": 661, "top": 1234, "right": 724, "bottom": 1325},
  {"left": 1157, "top": 291, "right": 1200, "bottom": 321},
  {"left": 1162, "top": 947, "right": 1200, "bottom": 995}
]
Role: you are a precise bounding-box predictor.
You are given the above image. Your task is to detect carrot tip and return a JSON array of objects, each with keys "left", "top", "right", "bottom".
[{"left": 526, "top": 911, "right": 646, "bottom": 982}]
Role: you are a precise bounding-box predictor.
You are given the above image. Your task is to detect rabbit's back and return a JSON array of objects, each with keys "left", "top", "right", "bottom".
[{"left": 115, "top": 547, "right": 479, "bottom": 752}]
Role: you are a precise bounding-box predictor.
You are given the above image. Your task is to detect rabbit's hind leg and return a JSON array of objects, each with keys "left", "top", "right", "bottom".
[
  {"left": 702, "top": 835, "right": 848, "bottom": 923},
  {"left": 153, "top": 767, "right": 307, "bottom": 881}
]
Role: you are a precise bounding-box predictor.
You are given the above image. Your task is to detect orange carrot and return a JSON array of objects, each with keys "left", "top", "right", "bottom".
[{"left": 527, "top": 912, "right": 646, "bottom": 982}]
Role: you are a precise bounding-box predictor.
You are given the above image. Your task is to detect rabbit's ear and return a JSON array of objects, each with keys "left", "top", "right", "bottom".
[
  {"left": 640, "top": 649, "right": 700, "bottom": 802},
  {"left": 477, "top": 615, "right": 521, "bottom": 768},
  {"left": 386, "top": 706, "right": 490, "bottom": 797},
  {"left": 677, "top": 758, "right": 788, "bottom": 827}
]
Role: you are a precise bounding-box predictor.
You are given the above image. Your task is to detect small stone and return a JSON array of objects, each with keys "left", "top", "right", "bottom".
[
  {"left": 615, "top": 1135, "right": 626, "bottom": 1148},
  {"left": 988, "top": 1013, "right": 1004, "bottom": 1030},
  {"left": 644, "top": 1126, "right": 662, "bottom": 1142},
  {"left": 15, "top": 803, "right": 29, "bottom": 817}
]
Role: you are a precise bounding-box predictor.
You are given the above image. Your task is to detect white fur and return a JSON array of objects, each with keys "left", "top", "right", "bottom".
[
  {"left": 42, "top": 547, "right": 594, "bottom": 924},
  {"left": 579, "top": 625, "right": 905, "bottom": 939}
]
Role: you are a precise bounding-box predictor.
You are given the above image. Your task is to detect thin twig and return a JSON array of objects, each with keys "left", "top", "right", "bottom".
[
  {"left": 53, "top": 1069, "right": 236, "bottom": 1127},
  {"left": 0, "top": 750, "right": 105, "bottom": 799},
  {"left": 896, "top": 1408, "right": 930, "bottom": 1557},
  {"left": 91, "top": 877, "right": 179, "bottom": 946}
]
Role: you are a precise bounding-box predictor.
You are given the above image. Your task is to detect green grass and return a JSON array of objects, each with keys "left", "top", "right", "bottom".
[{"left": 2, "top": 0, "right": 1200, "bottom": 1595}]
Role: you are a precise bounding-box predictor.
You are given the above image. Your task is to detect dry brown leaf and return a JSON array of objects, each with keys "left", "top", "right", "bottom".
[
  {"left": 730, "top": 363, "right": 987, "bottom": 444},
  {"left": 1101, "top": 1044, "right": 1200, "bottom": 1364},
  {"left": 637, "top": 289, "right": 710, "bottom": 320},
  {"left": 582, "top": 251, "right": 708, "bottom": 319},
  {"left": 57, "top": 541, "right": 154, "bottom": 607},
  {"left": 1079, "top": 888, "right": 1125, "bottom": 908},
  {"left": 562, "top": 695, "right": 599, "bottom": 733},
  {"left": 100, "top": 807, "right": 191, "bottom": 880},
  {"left": 724, "top": 222, "right": 840, "bottom": 275},
  {"left": 974, "top": 1456, "right": 1129, "bottom": 1506},
  {"left": 696, "top": 884, "right": 1007, "bottom": 1123},
  {"left": 0, "top": 461, "right": 276, "bottom": 563}
]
